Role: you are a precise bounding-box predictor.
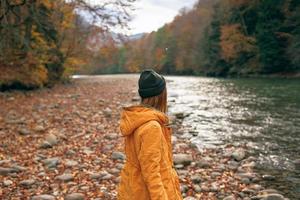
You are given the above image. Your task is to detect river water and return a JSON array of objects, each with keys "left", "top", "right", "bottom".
[{"left": 165, "top": 76, "right": 300, "bottom": 199}]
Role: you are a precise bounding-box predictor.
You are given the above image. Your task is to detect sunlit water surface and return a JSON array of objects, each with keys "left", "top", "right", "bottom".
[{"left": 166, "top": 76, "right": 300, "bottom": 198}]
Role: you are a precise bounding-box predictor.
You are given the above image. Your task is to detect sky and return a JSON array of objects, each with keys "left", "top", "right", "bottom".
[{"left": 122, "top": 0, "right": 198, "bottom": 35}]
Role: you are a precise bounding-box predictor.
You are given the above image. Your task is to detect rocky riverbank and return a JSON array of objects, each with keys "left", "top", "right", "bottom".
[{"left": 0, "top": 75, "right": 289, "bottom": 199}]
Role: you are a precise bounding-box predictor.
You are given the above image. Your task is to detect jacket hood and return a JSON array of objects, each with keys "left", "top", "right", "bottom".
[{"left": 120, "top": 105, "right": 169, "bottom": 136}]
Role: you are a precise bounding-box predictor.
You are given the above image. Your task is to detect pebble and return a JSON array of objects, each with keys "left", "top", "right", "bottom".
[
  {"left": 173, "top": 154, "right": 193, "bottom": 166},
  {"left": 42, "top": 157, "right": 60, "bottom": 168},
  {"left": 0, "top": 167, "right": 16, "bottom": 175},
  {"left": 115, "top": 163, "right": 124, "bottom": 170},
  {"left": 211, "top": 172, "right": 221, "bottom": 178},
  {"left": 195, "top": 160, "right": 211, "bottom": 168},
  {"left": 223, "top": 195, "right": 235, "bottom": 200},
  {"left": 101, "top": 173, "right": 114, "bottom": 180},
  {"left": 34, "top": 125, "right": 46, "bottom": 132},
  {"left": 56, "top": 174, "right": 74, "bottom": 182},
  {"left": 241, "top": 177, "right": 251, "bottom": 184},
  {"left": 19, "top": 179, "right": 35, "bottom": 187},
  {"left": 103, "top": 108, "right": 112, "bottom": 117},
  {"left": 45, "top": 133, "right": 58, "bottom": 146},
  {"left": 3, "top": 180, "right": 13, "bottom": 186},
  {"left": 32, "top": 194, "right": 56, "bottom": 200},
  {"left": 252, "top": 194, "right": 285, "bottom": 200},
  {"left": 184, "top": 197, "right": 197, "bottom": 200},
  {"left": 18, "top": 128, "right": 31, "bottom": 135},
  {"left": 194, "top": 184, "right": 201, "bottom": 193},
  {"left": 65, "top": 160, "right": 78, "bottom": 167},
  {"left": 174, "top": 112, "right": 185, "bottom": 119},
  {"left": 64, "top": 193, "right": 85, "bottom": 200},
  {"left": 231, "top": 149, "right": 246, "bottom": 161},
  {"left": 104, "top": 134, "right": 118, "bottom": 140},
  {"left": 111, "top": 152, "right": 126, "bottom": 160},
  {"left": 175, "top": 164, "right": 184, "bottom": 169},
  {"left": 181, "top": 184, "right": 189, "bottom": 193},
  {"left": 190, "top": 175, "right": 202, "bottom": 184},
  {"left": 262, "top": 174, "right": 276, "bottom": 181},
  {"left": 11, "top": 164, "right": 27, "bottom": 172}
]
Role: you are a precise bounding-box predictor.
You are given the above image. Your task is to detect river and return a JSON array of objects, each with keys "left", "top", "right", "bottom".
[{"left": 166, "top": 76, "right": 300, "bottom": 199}]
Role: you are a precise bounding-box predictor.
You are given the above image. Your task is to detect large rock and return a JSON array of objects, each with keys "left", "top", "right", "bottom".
[
  {"left": 64, "top": 193, "right": 85, "bottom": 200},
  {"left": 173, "top": 154, "right": 193, "bottom": 166},
  {"left": 32, "top": 194, "right": 56, "bottom": 200},
  {"left": 231, "top": 149, "right": 246, "bottom": 161}
]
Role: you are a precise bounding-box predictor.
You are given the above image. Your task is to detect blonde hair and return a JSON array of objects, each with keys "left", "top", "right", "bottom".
[{"left": 141, "top": 88, "right": 167, "bottom": 113}]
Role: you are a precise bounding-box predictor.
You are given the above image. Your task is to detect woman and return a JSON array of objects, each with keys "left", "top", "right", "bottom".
[{"left": 117, "top": 69, "right": 183, "bottom": 200}]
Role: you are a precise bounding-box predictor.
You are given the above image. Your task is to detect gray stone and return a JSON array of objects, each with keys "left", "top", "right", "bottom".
[
  {"left": 45, "top": 134, "right": 58, "bottom": 146},
  {"left": 32, "top": 194, "right": 56, "bottom": 200},
  {"left": 115, "top": 163, "right": 124, "bottom": 170},
  {"left": 195, "top": 160, "right": 210, "bottom": 168},
  {"left": 252, "top": 194, "right": 285, "bottom": 200},
  {"left": 190, "top": 175, "right": 202, "bottom": 184},
  {"left": 241, "top": 177, "right": 251, "bottom": 184},
  {"left": 65, "top": 160, "right": 78, "bottom": 168},
  {"left": 211, "top": 172, "right": 221, "bottom": 178},
  {"left": 242, "top": 188, "right": 256, "bottom": 194},
  {"left": 64, "top": 193, "right": 85, "bottom": 200},
  {"left": 258, "top": 189, "right": 280, "bottom": 195},
  {"left": 111, "top": 152, "right": 125, "bottom": 160},
  {"left": 293, "top": 159, "right": 300, "bottom": 169},
  {"left": 194, "top": 184, "right": 201, "bottom": 193},
  {"left": 40, "top": 141, "right": 53, "bottom": 149},
  {"left": 184, "top": 197, "right": 197, "bottom": 200},
  {"left": 262, "top": 174, "right": 276, "bottom": 181},
  {"left": 109, "top": 168, "right": 120, "bottom": 175},
  {"left": 174, "top": 112, "right": 185, "bottom": 119},
  {"left": 104, "top": 134, "right": 118, "bottom": 140},
  {"left": 19, "top": 128, "right": 31, "bottom": 135},
  {"left": 11, "top": 164, "right": 27, "bottom": 172},
  {"left": 3, "top": 180, "right": 13, "bottom": 186},
  {"left": 56, "top": 174, "right": 74, "bottom": 182},
  {"left": 103, "top": 108, "right": 112, "bottom": 117},
  {"left": 42, "top": 157, "right": 60, "bottom": 168},
  {"left": 175, "top": 164, "right": 184, "bottom": 169},
  {"left": 223, "top": 195, "right": 235, "bottom": 200},
  {"left": 0, "top": 167, "right": 16, "bottom": 175},
  {"left": 34, "top": 125, "right": 46, "bottom": 132},
  {"left": 101, "top": 173, "right": 113, "bottom": 180},
  {"left": 173, "top": 154, "right": 193, "bottom": 166},
  {"left": 181, "top": 184, "right": 189, "bottom": 193},
  {"left": 20, "top": 179, "right": 35, "bottom": 187},
  {"left": 231, "top": 149, "right": 246, "bottom": 161}
]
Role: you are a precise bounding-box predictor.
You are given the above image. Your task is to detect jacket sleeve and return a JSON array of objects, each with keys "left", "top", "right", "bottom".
[{"left": 137, "top": 122, "right": 168, "bottom": 200}]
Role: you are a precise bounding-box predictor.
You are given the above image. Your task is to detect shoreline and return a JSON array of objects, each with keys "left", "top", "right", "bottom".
[{"left": 0, "top": 77, "right": 291, "bottom": 199}]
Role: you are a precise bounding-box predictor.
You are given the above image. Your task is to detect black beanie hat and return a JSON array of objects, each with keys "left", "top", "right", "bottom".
[{"left": 138, "top": 69, "right": 166, "bottom": 98}]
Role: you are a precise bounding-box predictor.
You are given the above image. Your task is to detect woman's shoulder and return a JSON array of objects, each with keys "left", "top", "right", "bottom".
[{"left": 135, "top": 120, "right": 162, "bottom": 136}]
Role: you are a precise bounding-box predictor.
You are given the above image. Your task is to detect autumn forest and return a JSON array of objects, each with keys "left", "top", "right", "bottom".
[{"left": 1, "top": 0, "right": 300, "bottom": 89}]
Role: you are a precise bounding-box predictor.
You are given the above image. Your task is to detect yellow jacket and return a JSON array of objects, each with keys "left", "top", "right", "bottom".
[{"left": 117, "top": 105, "right": 183, "bottom": 200}]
